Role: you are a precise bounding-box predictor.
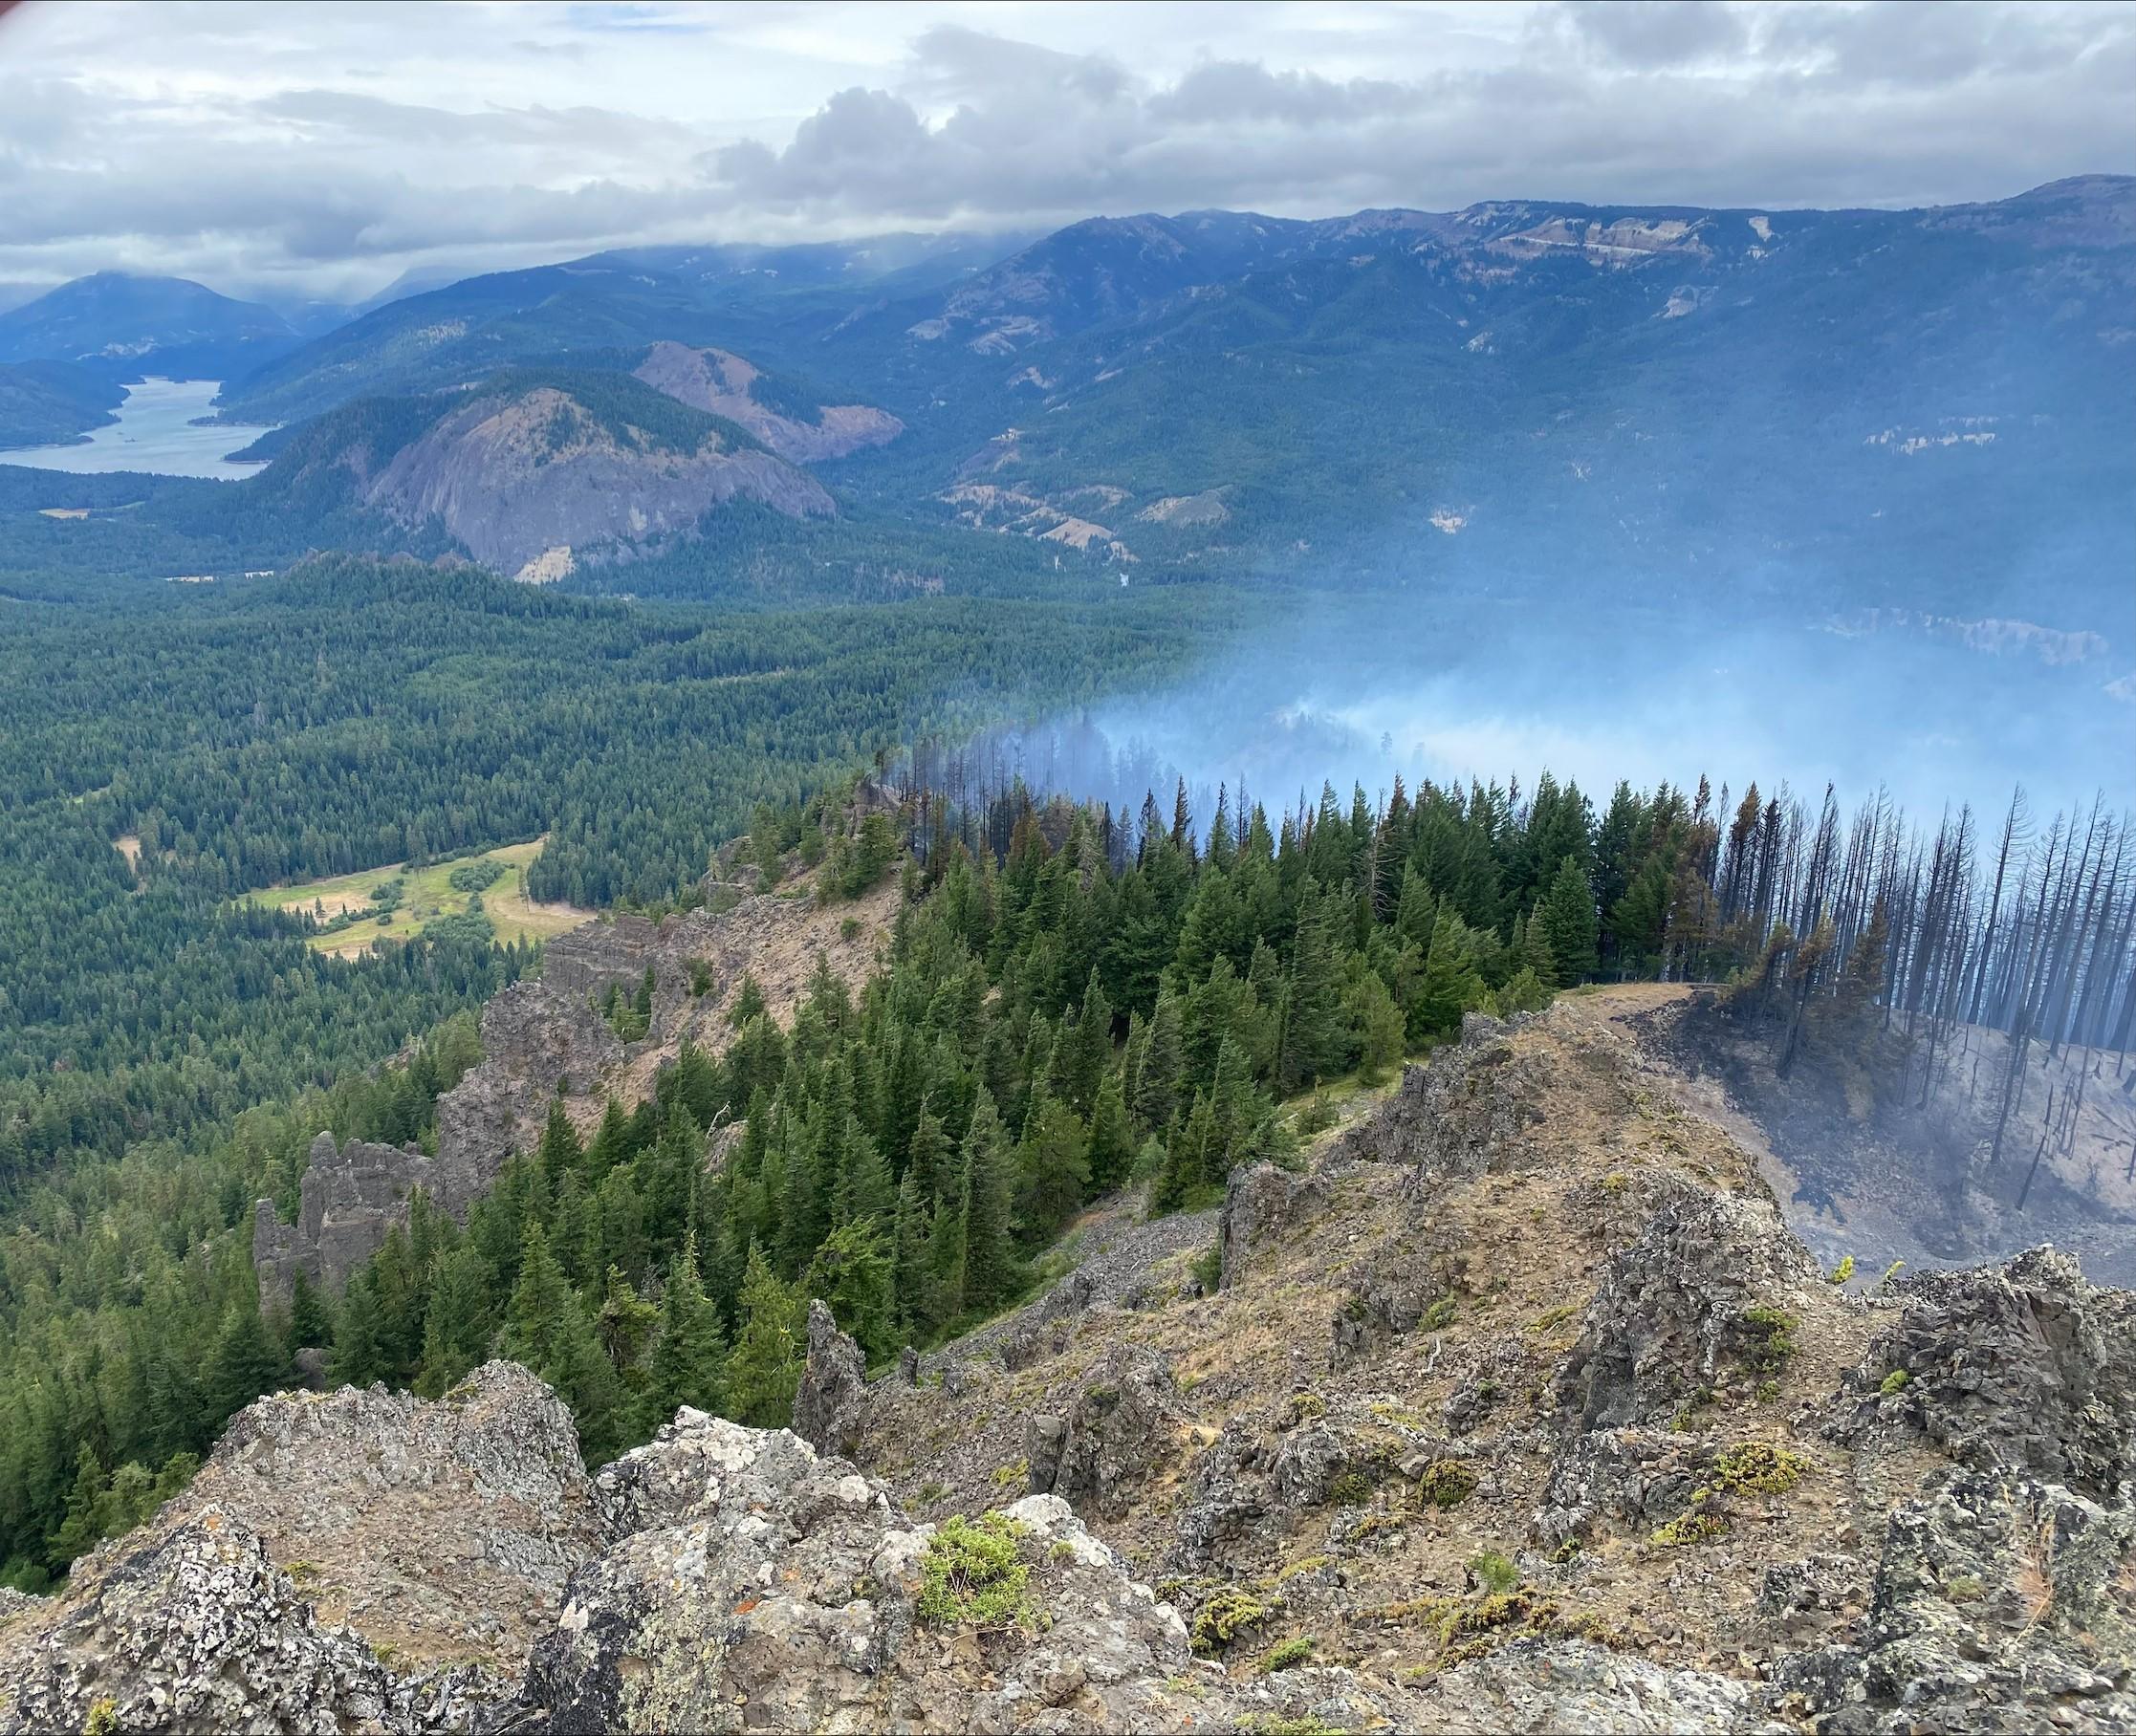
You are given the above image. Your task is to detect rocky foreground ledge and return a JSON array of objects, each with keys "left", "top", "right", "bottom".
[{"left": 2, "top": 1001, "right": 2131, "bottom": 1733}]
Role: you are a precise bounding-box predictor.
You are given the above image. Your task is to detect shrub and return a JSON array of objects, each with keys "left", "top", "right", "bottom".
[
  {"left": 1413, "top": 1460, "right": 1479, "bottom": 1509},
  {"left": 1327, "top": 1470, "right": 1373, "bottom": 1507},
  {"left": 447, "top": 857, "right": 506, "bottom": 894},
  {"left": 1880, "top": 1369, "right": 1911, "bottom": 1397},
  {"left": 1190, "top": 1585, "right": 1270, "bottom": 1651},
  {"left": 1468, "top": 1551, "right": 1519, "bottom": 1594},
  {"left": 1828, "top": 1254, "right": 1856, "bottom": 1285},
  {"left": 1739, "top": 1306, "right": 1798, "bottom": 1374},
  {"left": 1284, "top": 1391, "right": 1327, "bottom": 1426},
  {"left": 1650, "top": 1509, "right": 1729, "bottom": 1548},
  {"left": 1260, "top": 1635, "right": 1315, "bottom": 1672},
  {"left": 1421, "top": 1296, "right": 1459, "bottom": 1331},
  {"left": 917, "top": 1513, "right": 1035, "bottom": 1628},
  {"left": 1189, "top": 1242, "right": 1223, "bottom": 1294},
  {"left": 1712, "top": 1442, "right": 1810, "bottom": 1495}
]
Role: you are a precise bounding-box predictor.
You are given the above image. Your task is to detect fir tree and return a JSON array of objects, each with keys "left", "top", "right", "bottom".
[
  {"left": 1085, "top": 1069, "right": 1136, "bottom": 1195},
  {"left": 415, "top": 1244, "right": 493, "bottom": 1398},
  {"left": 1538, "top": 855, "right": 1601, "bottom": 985},
  {"left": 957, "top": 1091, "right": 1018, "bottom": 1310},
  {"left": 728, "top": 1245, "right": 807, "bottom": 1427},
  {"left": 636, "top": 1234, "right": 728, "bottom": 1433}
]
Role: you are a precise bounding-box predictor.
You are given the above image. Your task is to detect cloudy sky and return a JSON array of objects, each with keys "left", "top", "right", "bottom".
[{"left": 2, "top": 0, "right": 2130, "bottom": 306}]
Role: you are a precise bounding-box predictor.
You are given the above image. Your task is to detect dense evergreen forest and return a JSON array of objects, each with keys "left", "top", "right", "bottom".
[{"left": 7, "top": 664, "right": 2126, "bottom": 1585}]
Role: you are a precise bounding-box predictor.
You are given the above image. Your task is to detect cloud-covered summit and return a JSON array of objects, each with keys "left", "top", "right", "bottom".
[{"left": 0, "top": 0, "right": 2127, "bottom": 305}]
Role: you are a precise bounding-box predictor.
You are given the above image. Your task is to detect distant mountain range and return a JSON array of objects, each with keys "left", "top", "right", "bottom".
[
  {"left": 0, "top": 273, "right": 301, "bottom": 383},
  {"left": 5, "top": 181, "right": 2131, "bottom": 628}
]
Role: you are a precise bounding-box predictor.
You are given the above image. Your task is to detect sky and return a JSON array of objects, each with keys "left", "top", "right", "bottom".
[{"left": 0, "top": 0, "right": 2130, "bottom": 306}]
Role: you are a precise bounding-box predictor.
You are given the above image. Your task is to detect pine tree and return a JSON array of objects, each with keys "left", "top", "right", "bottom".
[
  {"left": 1348, "top": 967, "right": 1406, "bottom": 1084},
  {"left": 804, "top": 1219, "right": 897, "bottom": 1359},
  {"left": 534, "top": 1098, "right": 582, "bottom": 1203},
  {"left": 1085, "top": 1069, "right": 1135, "bottom": 1195},
  {"left": 1278, "top": 883, "right": 1347, "bottom": 1091},
  {"left": 206, "top": 1295, "right": 284, "bottom": 1421},
  {"left": 415, "top": 1244, "right": 493, "bottom": 1398},
  {"left": 1131, "top": 992, "right": 1184, "bottom": 1133},
  {"left": 328, "top": 1278, "right": 390, "bottom": 1388},
  {"left": 636, "top": 1234, "right": 728, "bottom": 1433},
  {"left": 501, "top": 1225, "right": 575, "bottom": 1374},
  {"left": 287, "top": 1269, "right": 332, "bottom": 1351},
  {"left": 1414, "top": 910, "right": 1486, "bottom": 1034},
  {"left": 958, "top": 1091, "right": 1019, "bottom": 1310},
  {"left": 1538, "top": 855, "right": 1601, "bottom": 985},
  {"left": 1014, "top": 1098, "right": 1089, "bottom": 1248},
  {"left": 891, "top": 1165, "right": 938, "bottom": 1336},
  {"left": 728, "top": 1245, "right": 806, "bottom": 1427}
]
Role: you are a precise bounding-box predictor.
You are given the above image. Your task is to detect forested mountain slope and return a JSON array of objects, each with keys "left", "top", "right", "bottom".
[
  {"left": 0, "top": 273, "right": 300, "bottom": 380},
  {"left": 192, "top": 177, "right": 2136, "bottom": 626}
]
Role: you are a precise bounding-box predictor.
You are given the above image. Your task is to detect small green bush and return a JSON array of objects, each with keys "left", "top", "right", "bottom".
[
  {"left": 1468, "top": 1551, "right": 1519, "bottom": 1594},
  {"left": 1880, "top": 1369, "right": 1911, "bottom": 1397},
  {"left": 1189, "top": 1242, "right": 1223, "bottom": 1293},
  {"left": 1828, "top": 1254, "right": 1856, "bottom": 1285},
  {"left": 1327, "top": 1470, "right": 1373, "bottom": 1506},
  {"left": 1190, "top": 1585, "right": 1270, "bottom": 1651},
  {"left": 1421, "top": 1296, "right": 1459, "bottom": 1331},
  {"left": 1739, "top": 1306, "right": 1798, "bottom": 1374},
  {"left": 1283, "top": 1391, "right": 1327, "bottom": 1426},
  {"left": 1260, "top": 1635, "right": 1315, "bottom": 1672},
  {"left": 1413, "top": 1460, "right": 1479, "bottom": 1509},
  {"left": 1712, "top": 1442, "right": 1810, "bottom": 1495},
  {"left": 917, "top": 1513, "right": 1035, "bottom": 1629},
  {"left": 1650, "top": 1510, "right": 1729, "bottom": 1548}
]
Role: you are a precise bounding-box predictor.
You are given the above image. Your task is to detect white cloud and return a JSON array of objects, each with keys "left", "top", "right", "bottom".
[{"left": 0, "top": 0, "right": 2126, "bottom": 303}]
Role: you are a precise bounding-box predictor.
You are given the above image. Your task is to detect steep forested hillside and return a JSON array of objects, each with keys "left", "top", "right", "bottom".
[{"left": 0, "top": 362, "right": 123, "bottom": 448}]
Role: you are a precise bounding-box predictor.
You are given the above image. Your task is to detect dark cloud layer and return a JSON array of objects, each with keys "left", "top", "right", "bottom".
[{"left": 0, "top": 0, "right": 2127, "bottom": 303}]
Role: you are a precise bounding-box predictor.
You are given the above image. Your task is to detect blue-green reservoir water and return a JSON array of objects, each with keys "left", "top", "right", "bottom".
[{"left": 0, "top": 378, "right": 272, "bottom": 480}]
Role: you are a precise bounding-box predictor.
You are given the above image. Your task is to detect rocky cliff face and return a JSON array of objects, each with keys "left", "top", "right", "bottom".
[
  {"left": 361, "top": 383, "right": 834, "bottom": 575},
  {"left": 633, "top": 341, "right": 904, "bottom": 465},
  {"left": 49, "top": 987, "right": 2136, "bottom": 1732}
]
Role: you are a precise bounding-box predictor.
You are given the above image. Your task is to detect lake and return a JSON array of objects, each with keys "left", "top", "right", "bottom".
[{"left": 0, "top": 378, "right": 273, "bottom": 481}]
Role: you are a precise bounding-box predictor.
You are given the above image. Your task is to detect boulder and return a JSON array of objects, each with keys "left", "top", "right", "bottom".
[
  {"left": 1216, "top": 1161, "right": 1327, "bottom": 1289},
  {"left": 1554, "top": 1183, "right": 1820, "bottom": 1433},
  {"left": 522, "top": 1409, "right": 1428, "bottom": 1734},
  {"left": 1773, "top": 1468, "right": 2136, "bottom": 1731}
]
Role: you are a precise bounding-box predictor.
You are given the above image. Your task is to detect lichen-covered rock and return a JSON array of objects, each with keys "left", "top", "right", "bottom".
[
  {"left": 1826, "top": 1246, "right": 2136, "bottom": 1499},
  {"left": 1772, "top": 1468, "right": 2136, "bottom": 1732},
  {"left": 523, "top": 1408, "right": 1427, "bottom": 1734},
  {"left": 178, "top": 1360, "right": 601, "bottom": 1679},
  {"left": 1335, "top": 1009, "right": 1547, "bottom": 1187},
  {"left": 0, "top": 1507, "right": 397, "bottom": 1736},
  {"left": 1533, "top": 1425, "right": 1716, "bottom": 1548},
  {"left": 793, "top": 1298, "right": 869, "bottom": 1458},
  {"left": 1025, "top": 1342, "right": 1188, "bottom": 1518},
  {"left": 1329, "top": 1223, "right": 1470, "bottom": 1362},
  {"left": 1554, "top": 1184, "right": 1820, "bottom": 1433},
  {"left": 1407, "top": 1637, "right": 1765, "bottom": 1732},
  {"left": 1217, "top": 1161, "right": 1328, "bottom": 1289}
]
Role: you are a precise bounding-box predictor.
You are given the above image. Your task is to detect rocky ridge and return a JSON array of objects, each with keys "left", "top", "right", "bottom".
[
  {"left": 255, "top": 871, "right": 898, "bottom": 1312},
  {"left": 17, "top": 987, "right": 2134, "bottom": 1732}
]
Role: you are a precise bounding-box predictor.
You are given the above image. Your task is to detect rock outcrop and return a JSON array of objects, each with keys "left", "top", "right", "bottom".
[
  {"left": 1827, "top": 1245, "right": 2136, "bottom": 1497},
  {"left": 254, "top": 1131, "right": 467, "bottom": 1307},
  {"left": 792, "top": 1298, "right": 868, "bottom": 1459},
  {"left": 0, "top": 1508, "right": 406, "bottom": 1736},
  {"left": 255, "top": 879, "right": 897, "bottom": 1308},
  {"left": 520, "top": 1407, "right": 1435, "bottom": 1735},
  {"left": 178, "top": 1362, "right": 601, "bottom": 1676},
  {"left": 632, "top": 341, "right": 905, "bottom": 465}
]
